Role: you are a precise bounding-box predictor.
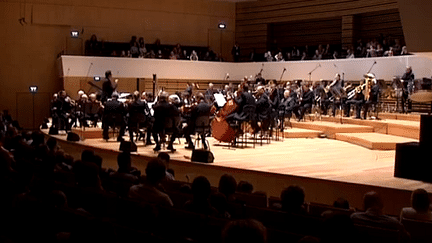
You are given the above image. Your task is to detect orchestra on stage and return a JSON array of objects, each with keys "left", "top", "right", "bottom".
[{"left": 50, "top": 65, "right": 429, "bottom": 152}]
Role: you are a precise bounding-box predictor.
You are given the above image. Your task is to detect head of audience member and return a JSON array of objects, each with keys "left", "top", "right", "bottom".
[
  {"left": 363, "top": 191, "right": 383, "bottom": 213},
  {"left": 210, "top": 192, "right": 230, "bottom": 217},
  {"left": 46, "top": 137, "right": 58, "bottom": 153},
  {"left": 191, "top": 176, "right": 212, "bottom": 202},
  {"left": 158, "top": 152, "right": 170, "bottom": 165},
  {"left": 145, "top": 158, "right": 166, "bottom": 185},
  {"left": 333, "top": 197, "right": 350, "bottom": 210},
  {"left": 237, "top": 181, "right": 254, "bottom": 194},
  {"left": 280, "top": 185, "right": 306, "bottom": 214},
  {"left": 411, "top": 188, "right": 430, "bottom": 213},
  {"left": 31, "top": 131, "right": 45, "bottom": 148},
  {"left": 222, "top": 219, "right": 267, "bottom": 243},
  {"left": 49, "top": 190, "right": 68, "bottom": 208},
  {"left": 117, "top": 152, "right": 132, "bottom": 173},
  {"left": 219, "top": 174, "right": 237, "bottom": 199},
  {"left": 81, "top": 150, "right": 95, "bottom": 163},
  {"left": 73, "top": 160, "right": 102, "bottom": 189}
]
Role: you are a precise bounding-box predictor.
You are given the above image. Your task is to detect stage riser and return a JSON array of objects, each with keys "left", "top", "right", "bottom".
[
  {"left": 335, "top": 133, "right": 418, "bottom": 150},
  {"left": 290, "top": 121, "right": 374, "bottom": 139},
  {"left": 319, "top": 116, "right": 420, "bottom": 140},
  {"left": 71, "top": 128, "right": 103, "bottom": 139}
]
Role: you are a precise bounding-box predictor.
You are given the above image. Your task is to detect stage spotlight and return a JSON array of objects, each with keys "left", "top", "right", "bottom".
[
  {"left": 218, "top": 22, "right": 226, "bottom": 29},
  {"left": 29, "top": 85, "right": 38, "bottom": 94},
  {"left": 71, "top": 30, "right": 79, "bottom": 38},
  {"left": 93, "top": 76, "right": 101, "bottom": 82}
]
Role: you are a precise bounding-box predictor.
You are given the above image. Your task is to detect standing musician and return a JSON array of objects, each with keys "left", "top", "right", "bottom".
[
  {"left": 327, "top": 73, "right": 345, "bottom": 99},
  {"left": 101, "top": 70, "right": 118, "bottom": 103},
  {"left": 102, "top": 93, "right": 126, "bottom": 141},
  {"left": 401, "top": 66, "right": 415, "bottom": 113},
  {"left": 183, "top": 93, "right": 213, "bottom": 150},
  {"left": 362, "top": 73, "right": 381, "bottom": 119},
  {"left": 295, "top": 84, "right": 314, "bottom": 121},
  {"left": 152, "top": 91, "right": 180, "bottom": 152}
]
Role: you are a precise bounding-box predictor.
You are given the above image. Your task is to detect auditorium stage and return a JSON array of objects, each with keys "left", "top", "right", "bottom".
[{"left": 42, "top": 113, "right": 432, "bottom": 215}]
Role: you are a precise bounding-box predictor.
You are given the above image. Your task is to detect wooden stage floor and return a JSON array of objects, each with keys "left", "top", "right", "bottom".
[{"left": 43, "top": 114, "right": 432, "bottom": 215}]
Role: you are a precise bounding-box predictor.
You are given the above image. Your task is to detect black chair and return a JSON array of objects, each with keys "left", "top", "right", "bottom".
[
  {"left": 103, "top": 112, "right": 125, "bottom": 141},
  {"left": 128, "top": 112, "right": 147, "bottom": 142},
  {"left": 194, "top": 115, "right": 211, "bottom": 149}
]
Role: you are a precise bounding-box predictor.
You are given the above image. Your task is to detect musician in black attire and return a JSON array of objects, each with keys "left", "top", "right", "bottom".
[
  {"left": 51, "top": 90, "right": 74, "bottom": 131},
  {"left": 128, "top": 91, "right": 151, "bottom": 144},
  {"left": 278, "top": 89, "right": 298, "bottom": 130},
  {"left": 363, "top": 78, "right": 381, "bottom": 119},
  {"left": 255, "top": 86, "right": 271, "bottom": 131},
  {"left": 344, "top": 88, "right": 365, "bottom": 119},
  {"left": 401, "top": 66, "right": 415, "bottom": 113},
  {"left": 227, "top": 84, "right": 256, "bottom": 123},
  {"left": 152, "top": 92, "right": 180, "bottom": 152},
  {"left": 296, "top": 85, "right": 314, "bottom": 121},
  {"left": 102, "top": 93, "right": 126, "bottom": 141},
  {"left": 205, "top": 83, "right": 217, "bottom": 103},
  {"left": 313, "top": 81, "right": 329, "bottom": 115},
  {"left": 101, "top": 70, "right": 118, "bottom": 103},
  {"left": 184, "top": 94, "right": 212, "bottom": 150}
]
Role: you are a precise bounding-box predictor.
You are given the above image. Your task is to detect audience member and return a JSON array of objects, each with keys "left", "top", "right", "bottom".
[
  {"left": 222, "top": 219, "right": 267, "bottom": 243},
  {"left": 237, "top": 180, "right": 254, "bottom": 194},
  {"left": 350, "top": 191, "right": 408, "bottom": 239},
  {"left": 400, "top": 188, "right": 432, "bottom": 221},
  {"left": 158, "top": 152, "right": 175, "bottom": 181},
  {"left": 280, "top": 185, "right": 307, "bottom": 214},
  {"left": 128, "top": 158, "right": 173, "bottom": 206},
  {"left": 218, "top": 174, "right": 237, "bottom": 201},
  {"left": 183, "top": 176, "right": 218, "bottom": 216}
]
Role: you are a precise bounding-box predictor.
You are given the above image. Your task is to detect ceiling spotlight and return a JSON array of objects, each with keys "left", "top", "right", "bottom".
[
  {"left": 71, "top": 30, "right": 79, "bottom": 38},
  {"left": 218, "top": 22, "right": 226, "bottom": 29}
]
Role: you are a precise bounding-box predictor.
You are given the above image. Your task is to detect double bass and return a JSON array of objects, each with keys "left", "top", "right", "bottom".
[{"left": 211, "top": 81, "right": 247, "bottom": 143}]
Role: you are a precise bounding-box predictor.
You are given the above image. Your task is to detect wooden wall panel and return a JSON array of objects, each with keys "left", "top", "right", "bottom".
[{"left": 235, "top": 0, "right": 402, "bottom": 60}]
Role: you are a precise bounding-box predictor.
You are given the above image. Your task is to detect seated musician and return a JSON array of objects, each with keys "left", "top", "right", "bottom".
[
  {"left": 152, "top": 91, "right": 180, "bottom": 152},
  {"left": 344, "top": 83, "right": 365, "bottom": 119},
  {"left": 362, "top": 74, "right": 381, "bottom": 119},
  {"left": 88, "top": 93, "right": 103, "bottom": 127},
  {"left": 226, "top": 84, "right": 256, "bottom": 125},
  {"left": 255, "top": 86, "right": 271, "bottom": 130},
  {"left": 128, "top": 91, "right": 151, "bottom": 143},
  {"left": 296, "top": 84, "right": 314, "bottom": 121},
  {"left": 278, "top": 89, "right": 298, "bottom": 130},
  {"left": 313, "top": 81, "right": 327, "bottom": 115},
  {"left": 205, "top": 83, "right": 217, "bottom": 103},
  {"left": 77, "top": 94, "right": 92, "bottom": 127},
  {"left": 102, "top": 93, "right": 126, "bottom": 141},
  {"left": 184, "top": 93, "right": 212, "bottom": 150},
  {"left": 53, "top": 90, "right": 75, "bottom": 131}
]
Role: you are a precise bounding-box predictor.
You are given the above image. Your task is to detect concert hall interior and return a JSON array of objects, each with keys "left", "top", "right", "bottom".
[{"left": 1, "top": 0, "right": 432, "bottom": 242}]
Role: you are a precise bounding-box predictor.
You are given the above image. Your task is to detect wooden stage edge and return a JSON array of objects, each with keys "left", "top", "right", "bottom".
[{"left": 41, "top": 121, "right": 432, "bottom": 216}]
